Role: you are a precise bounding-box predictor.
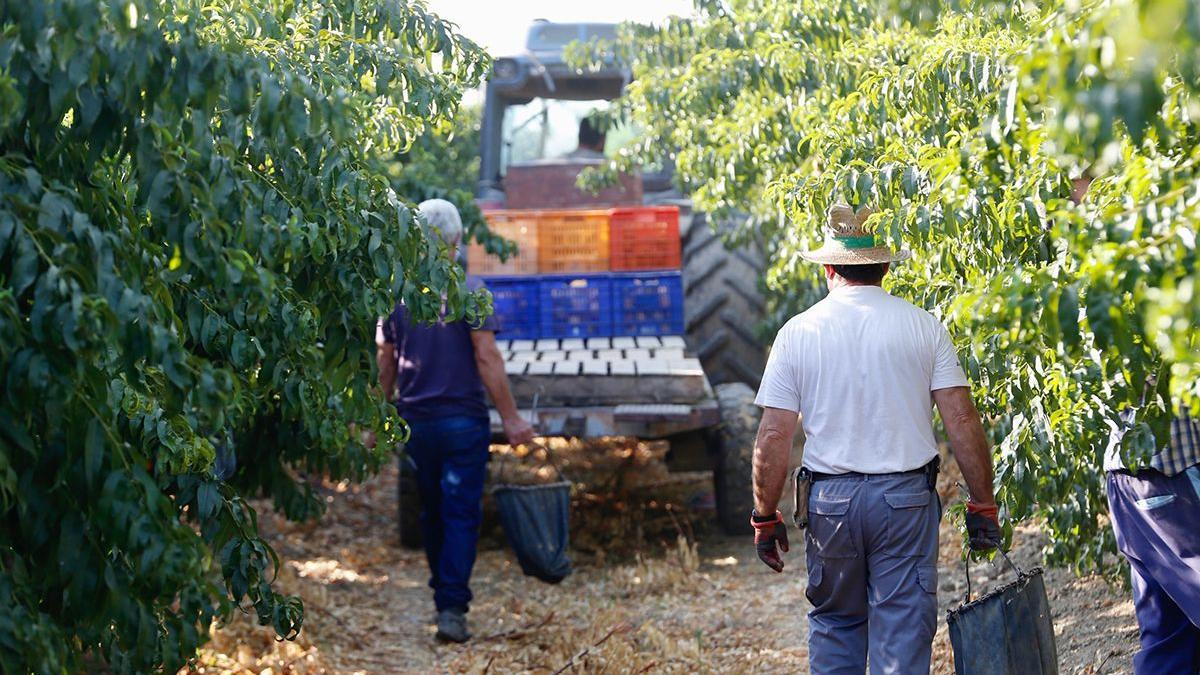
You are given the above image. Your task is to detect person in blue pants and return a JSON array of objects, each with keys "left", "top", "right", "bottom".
[
  {"left": 1106, "top": 410, "right": 1200, "bottom": 673},
  {"left": 376, "top": 199, "right": 535, "bottom": 643},
  {"left": 748, "top": 204, "right": 1001, "bottom": 673}
]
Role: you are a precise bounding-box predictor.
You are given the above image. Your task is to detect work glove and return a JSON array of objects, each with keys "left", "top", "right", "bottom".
[
  {"left": 751, "top": 510, "right": 789, "bottom": 573},
  {"left": 965, "top": 501, "right": 1001, "bottom": 551}
]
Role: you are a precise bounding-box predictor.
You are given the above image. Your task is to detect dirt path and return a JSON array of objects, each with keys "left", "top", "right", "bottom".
[{"left": 191, "top": 441, "right": 1138, "bottom": 674}]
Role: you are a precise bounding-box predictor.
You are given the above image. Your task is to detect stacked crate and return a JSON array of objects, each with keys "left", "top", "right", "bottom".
[
  {"left": 539, "top": 275, "right": 612, "bottom": 338},
  {"left": 469, "top": 206, "right": 683, "bottom": 340},
  {"left": 484, "top": 276, "right": 540, "bottom": 340},
  {"left": 609, "top": 207, "right": 680, "bottom": 270},
  {"left": 537, "top": 210, "right": 610, "bottom": 273},
  {"left": 466, "top": 211, "right": 539, "bottom": 275}
]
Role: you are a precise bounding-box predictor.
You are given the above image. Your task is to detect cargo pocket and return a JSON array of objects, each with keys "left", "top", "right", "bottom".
[
  {"left": 883, "top": 490, "right": 934, "bottom": 557},
  {"left": 807, "top": 496, "right": 857, "bottom": 559},
  {"left": 805, "top": 560, "right": 827, "bottom": 606},
  {"left": 917, "top": 564, "right": 937, "bottom": 594}
]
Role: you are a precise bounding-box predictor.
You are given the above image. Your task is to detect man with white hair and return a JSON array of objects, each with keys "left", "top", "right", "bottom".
[
  {"left": 749, "top": 204, "right": 1000, "bottom": 673},
  {"left": 377, "top": 199, "right": 534, "bottom": 643}
]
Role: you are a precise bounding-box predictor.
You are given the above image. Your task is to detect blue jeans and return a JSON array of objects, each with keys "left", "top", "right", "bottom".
[
  {"left": 403, "top": 415, "right": 491, "bottom": 613},
  {"left": 805, "top": 472, "right": 941, "bottom": 674},
  {"left": 1107, "top": 466, "right": 1200, "bottom": 674}
]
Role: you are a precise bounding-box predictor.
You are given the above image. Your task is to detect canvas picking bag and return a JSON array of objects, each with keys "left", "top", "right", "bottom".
[
  {"left": 491, "top": 443, "right": 572, "bottom": 584},
  {"left": 947, "top": 552, "right": 1059, "bottom": 674}
]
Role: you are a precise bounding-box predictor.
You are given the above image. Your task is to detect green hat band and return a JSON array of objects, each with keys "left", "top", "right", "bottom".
[{"left": 835, "top": 235, "right": 876, "bottom": 249}]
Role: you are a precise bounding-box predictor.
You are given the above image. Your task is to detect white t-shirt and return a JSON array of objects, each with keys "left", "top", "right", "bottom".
[{"left": 754, "top": 285, "right": 969, "bottom": 474}]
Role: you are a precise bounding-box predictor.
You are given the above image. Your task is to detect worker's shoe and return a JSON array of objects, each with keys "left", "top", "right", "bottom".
[{"left": 435, "top": 608, "right": 470, "bottom": 643}]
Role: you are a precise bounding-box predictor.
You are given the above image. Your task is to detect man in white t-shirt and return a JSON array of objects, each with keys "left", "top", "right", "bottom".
[{"left": 749, "top": 204, "right": 1001, "bottom": 674}]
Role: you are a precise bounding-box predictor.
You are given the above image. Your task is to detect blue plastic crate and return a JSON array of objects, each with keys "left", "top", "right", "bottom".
[
  {"left": 612, "top": 271, "right": 684, "bottom": 337},
  {"left": 482, "top": 276, "right": 541, "bottom": 340},
  {"left": 539, "top": 274, "right": 613, "bottom": 339}
]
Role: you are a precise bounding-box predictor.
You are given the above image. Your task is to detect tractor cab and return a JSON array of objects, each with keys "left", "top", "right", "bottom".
[{"left": 476, "top": 21, "right": 667, "bottom": 209}]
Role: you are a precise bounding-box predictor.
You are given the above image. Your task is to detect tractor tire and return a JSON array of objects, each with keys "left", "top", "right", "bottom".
[
  {"left": 712, "top": 382, "right": 760, "bottom": 535},
  {"left": 397, "top": 453, "right": 423, "bottom": 550},
  {"left": 681, "top": 210, "right": 767, "bottom": 388}
]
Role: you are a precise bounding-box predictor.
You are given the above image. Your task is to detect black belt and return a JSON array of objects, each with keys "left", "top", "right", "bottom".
[
  {"left": 1108, "top": 466, "right": 1164, "bottom": 478},
  {"left": 810, "top": 457, "right": 941, "bottom": 489}
]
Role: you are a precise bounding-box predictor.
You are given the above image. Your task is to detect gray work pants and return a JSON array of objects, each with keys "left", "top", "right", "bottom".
[{"left": 805, "top": 471, "right": 941, "bottom": 674}]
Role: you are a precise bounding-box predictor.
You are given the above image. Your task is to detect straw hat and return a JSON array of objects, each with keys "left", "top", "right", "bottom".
[{"left": 800, "top": 203, "right": 911, "bottom": 265}]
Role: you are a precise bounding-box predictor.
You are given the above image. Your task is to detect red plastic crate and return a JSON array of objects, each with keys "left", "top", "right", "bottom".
[
  {"left": 536, "top": 210, "right": 610, "bottom": 273},
  {"left": 467, "top": 211, "right": 538, "bottom": 275},
  {"left": 609, "top": 206, "right": 681, "bottom": 271}
]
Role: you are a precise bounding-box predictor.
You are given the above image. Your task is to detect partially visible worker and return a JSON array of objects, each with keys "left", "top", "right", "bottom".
[
  {"left": 376, "top": 199, "right": 535, "bottom": 644},
  {"left": 565, "top": 116, "right": 606, "bottom": 160},
  {"left": 1070, "top": 169, "right": 1200, "bottom": 673},
  {"left": 749, "top": 204, "right": 1001, "bottom": 674},
  {"left": 1105, "top": 405, "right": 1200, "bottom": 673}
]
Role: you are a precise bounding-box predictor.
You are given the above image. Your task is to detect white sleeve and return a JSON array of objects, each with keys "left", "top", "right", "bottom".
[
  {"left": 755, "top": 327, "right": 801, "bottom": 412},
  {"left": 931, "top": 321, "right": 970, "bottom": 391}
]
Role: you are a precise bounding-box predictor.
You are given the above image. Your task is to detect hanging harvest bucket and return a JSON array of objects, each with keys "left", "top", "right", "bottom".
[
  {"left": 947, "top": 551, "right": 1059, "bottom": 674},
  {"left": 491, "top": 442, "right": 573, "bottom": 584}
]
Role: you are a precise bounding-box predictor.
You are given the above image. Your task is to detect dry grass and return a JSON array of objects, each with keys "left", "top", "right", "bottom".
[{"left": 184, "top": 441, "right": 1136, "bottom": 674}]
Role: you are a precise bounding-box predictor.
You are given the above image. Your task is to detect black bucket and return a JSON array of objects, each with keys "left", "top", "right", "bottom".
[
  {"left": 492, "top": 480, "right": 573, "bottom": 584},
  {"left": 947, "top": 555, "right": 1059, "bottom": 674},
  {"left": 491, "top": 435, "right": 573, "bottom": 584}
]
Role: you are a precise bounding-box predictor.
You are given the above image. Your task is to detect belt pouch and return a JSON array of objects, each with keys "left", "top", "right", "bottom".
[{"left": 793, "top": 467, "right": 813, "bottom": 529}]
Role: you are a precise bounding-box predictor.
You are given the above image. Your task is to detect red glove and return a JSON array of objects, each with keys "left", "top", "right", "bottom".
[
  {"left": 751, "top": 510, "right": 789, "bottom": 572},
  {"left": 965, "top": 501, "right": 1001, "bottom": 551}
]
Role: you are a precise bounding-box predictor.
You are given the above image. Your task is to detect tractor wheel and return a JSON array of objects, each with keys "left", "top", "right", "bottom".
[
  {"left": 681, "top": 210, "right": 767, "bottom": 388},
  {"left": 398, "top": 453, "right": 423, "bottom": 550},
  {"left": 712, "top": 382, "right": 760, "bottom": 535}
]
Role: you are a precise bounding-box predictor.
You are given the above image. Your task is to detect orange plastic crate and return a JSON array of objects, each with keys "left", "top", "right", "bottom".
[
  {"left": 609, "top": 206, "right": 681, "bottom": 270},
  {"left": 536, "top": 210, "right": 610, "bottom": 273},
  {"left": 467, "top": 211, "right": 539, "bottom": 275}
]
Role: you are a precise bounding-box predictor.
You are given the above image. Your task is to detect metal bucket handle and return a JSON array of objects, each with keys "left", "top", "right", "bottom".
[
  {"left": 963, "top": 547, "right": 1025, "bottom": 604},
  {"left": 956, "top": 481, "right": 1025, "bottom": 604},
  {"left": 493, "top": 389, "right": 569, "bottom": 486}
]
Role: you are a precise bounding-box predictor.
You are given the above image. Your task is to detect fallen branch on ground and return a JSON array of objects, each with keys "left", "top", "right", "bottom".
[
  {"left": 478, "top": 612, "right": 556, "bottom": 642},
  {"left": 550, "top": 623, "right": 634, "bottom": 674}
]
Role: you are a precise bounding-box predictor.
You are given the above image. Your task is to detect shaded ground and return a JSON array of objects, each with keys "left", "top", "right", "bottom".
[{"left": 189, "top": 440, "right": 1138, "bottom": 674}]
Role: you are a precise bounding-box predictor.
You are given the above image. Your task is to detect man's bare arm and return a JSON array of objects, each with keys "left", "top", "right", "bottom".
[
  {"left": 752, "top": 407, "right": 800, "bottom": 516},
  {"left": 933, "top": 386, "right": 996, "bottom": 506},
  {"left": 376, "top": 342, "right": 397, "bottom": 402},
  {"left": 470, "top": 329, "right": 534, "bottom": 445}
]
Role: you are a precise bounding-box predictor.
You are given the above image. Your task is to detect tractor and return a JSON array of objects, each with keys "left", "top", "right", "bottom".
[{"left": 399, "top": 21, "right": 768, "bottom": 545}]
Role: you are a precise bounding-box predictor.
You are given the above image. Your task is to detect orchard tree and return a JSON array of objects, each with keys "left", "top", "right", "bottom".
[
  {"left": 0, "top": 0, "right": 489, "bottom": 671},
  {"left": 576, "top": 0, "right": 1199, "bottom": 571},
  {"left": 390, "top": 105, "right": 516, "bottom": 260}
]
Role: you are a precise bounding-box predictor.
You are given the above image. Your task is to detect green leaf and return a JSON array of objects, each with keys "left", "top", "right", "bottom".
[
  {"left": 84, "top": 419, "right": 104, "bottom": 486},
  {"left": 11, "top": 236, "right": 39, "bottom": 296},
  {"left": 1059, "top": 284, "right": 1080, "bottom": 349},
  {"left": 1001, "top": 79, "right": 1018, "bottom": 134},
  {"left": 197, "top": 481, "right": 220, "bottom": 521},
  {"left": 1085, "top": 290, "right": 1113, "bottom": 350}
]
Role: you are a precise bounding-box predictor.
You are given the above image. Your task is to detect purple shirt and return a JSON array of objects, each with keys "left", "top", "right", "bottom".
[{"left": 380, "top": 277, "right": 500, "bottom": 421}]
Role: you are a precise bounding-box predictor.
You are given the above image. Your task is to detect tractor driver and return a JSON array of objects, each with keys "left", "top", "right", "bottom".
[{"left": 565, "top": 116, "right": 606, "bottom": 160}]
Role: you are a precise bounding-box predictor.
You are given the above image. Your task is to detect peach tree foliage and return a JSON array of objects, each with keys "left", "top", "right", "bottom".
[
  {"left": 0, "top": 0, "right": 489, "bottom": 670},
  {"left": 574, "top": 0, "right": 1199, "bottom": 571},
  {"left": 390, "top": 105, "right": 518, "bottom": 261}
]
